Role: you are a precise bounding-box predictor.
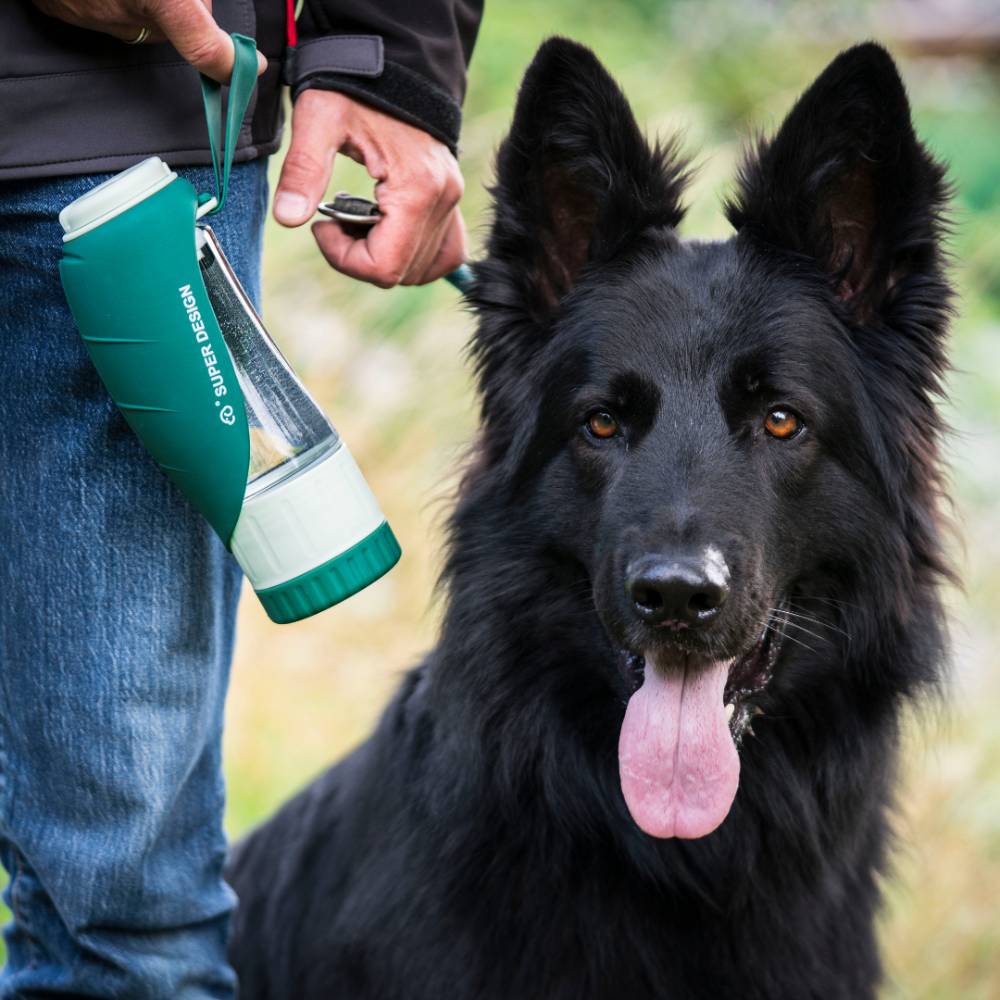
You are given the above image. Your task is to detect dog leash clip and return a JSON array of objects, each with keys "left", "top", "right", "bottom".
[
  {"left": 316, "top": 193, "right": 474, "bottom": 295},
  {"left": 317, "top": 193, "right": 381, "bottom": 226}
]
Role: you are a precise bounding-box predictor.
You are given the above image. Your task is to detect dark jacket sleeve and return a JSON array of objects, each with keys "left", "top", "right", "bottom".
[{"left": 286, "top": 0, "right": 483, "bottom": 154}]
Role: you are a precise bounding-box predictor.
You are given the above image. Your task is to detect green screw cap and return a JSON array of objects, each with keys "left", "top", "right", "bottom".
[{"left": 254, "top": 521, "right": 401, "bottom": 624}]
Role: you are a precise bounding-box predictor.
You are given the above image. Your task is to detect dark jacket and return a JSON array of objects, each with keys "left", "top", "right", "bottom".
[{"left": 0, "top": 0, "right": 482, "bottom": 180}]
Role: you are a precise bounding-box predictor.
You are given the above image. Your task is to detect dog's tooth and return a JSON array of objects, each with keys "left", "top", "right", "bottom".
[{"left": 725, "top": 703, "right": 735, "bottom": 722}]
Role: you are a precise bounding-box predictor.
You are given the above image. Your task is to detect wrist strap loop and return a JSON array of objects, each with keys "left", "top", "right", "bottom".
[{"left": 199, "top": 33, "right": 259, "bottom": 216}]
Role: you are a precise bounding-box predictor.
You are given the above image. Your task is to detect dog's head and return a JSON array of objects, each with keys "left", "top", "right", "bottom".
[{"left": 463, "top": 40, "right": 950, "bottom": 840}]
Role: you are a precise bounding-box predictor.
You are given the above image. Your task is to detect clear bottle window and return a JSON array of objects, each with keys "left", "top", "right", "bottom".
[{"left": 197, "top": 226, "right": 340, "bottom": 497}]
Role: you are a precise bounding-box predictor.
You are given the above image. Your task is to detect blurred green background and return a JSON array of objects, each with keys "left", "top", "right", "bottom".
[
  {"left": 95, "top": 0, "right": 1000, "bottom": 994},
  {"left": 227, "top": 2, "right": 1000, "bottom": 996}
]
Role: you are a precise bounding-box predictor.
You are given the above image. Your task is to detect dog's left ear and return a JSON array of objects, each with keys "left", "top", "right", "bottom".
[
  {"left": 726, "top": 43, "right": 949, "bottom": 323},
  {"left": 483, "top": 37, "right": 688, "bottom": 318}
]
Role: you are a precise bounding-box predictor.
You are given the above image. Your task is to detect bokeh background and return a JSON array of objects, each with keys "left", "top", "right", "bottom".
[
  {"left": 3, "top": 0, "right": 995, "bottom": 987},
  {"left": 234, "top": 0, "right": 997, "bottom": 995}
]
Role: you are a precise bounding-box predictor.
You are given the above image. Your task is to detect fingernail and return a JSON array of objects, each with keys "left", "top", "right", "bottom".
[
  {"left": 274, "top": 192, "right": 309, "bottom": 223},
  {"left": 256, "top": 49, "right": 268, "bottom": 75}
]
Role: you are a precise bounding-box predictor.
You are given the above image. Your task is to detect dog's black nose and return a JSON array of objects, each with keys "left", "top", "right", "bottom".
[{"left": 626, "top": 555, "right": 729, "bottom": 629}]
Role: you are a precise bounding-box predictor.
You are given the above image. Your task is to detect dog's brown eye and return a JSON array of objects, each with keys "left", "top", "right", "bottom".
[
  {"left": 764, "top": 408, "right": 801, "bottom": 440},
  {"left": 587, "top": 410, "right": 619, "bottom": 439}
]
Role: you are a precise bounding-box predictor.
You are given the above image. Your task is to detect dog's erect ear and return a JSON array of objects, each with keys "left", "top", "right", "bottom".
[
  {"left": 484, "top": 37, "right": 688, "bottom": 316},
  {"left": 725, "top": 43, "right": 948, "bottom": 322}
]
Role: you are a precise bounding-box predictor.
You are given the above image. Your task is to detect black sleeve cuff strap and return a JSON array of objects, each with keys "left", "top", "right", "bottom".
[
  {"left": 284, "top": 35, "right": 384, "bottom": 80},
  {"left": 285, "top": 36, "right": 463, "bottom": 155}
]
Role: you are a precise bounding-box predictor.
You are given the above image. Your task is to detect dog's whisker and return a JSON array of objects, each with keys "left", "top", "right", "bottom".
[
  {"left": 783, "top": 605, "right": 852, "bottom": 640},
  {"left": 765, "top": 615, "right": 818, "bottom": 656},
  {"left": 769, "top": 607, "right": 850, "bottom": 645},
  {"left": 776, "top": 619, "right": 831, "bottom": 646},
  {"left": 771, "top": 629, "right": 816, "bottom": 656},
  {"left": 778, "top": 606, "right": 848, "bottom": 634},
  {"left": 767, "top": 609, "right": 835, "bottom": 645}
]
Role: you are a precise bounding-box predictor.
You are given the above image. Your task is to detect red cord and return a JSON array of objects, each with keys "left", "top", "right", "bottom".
[{"left": 286, "top": 0, "right": 298, "bottom": 47}]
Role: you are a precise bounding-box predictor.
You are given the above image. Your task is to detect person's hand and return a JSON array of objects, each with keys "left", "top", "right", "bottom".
[
  {"left": 31, "top": 0, "right": 267, "bottom": 82},
  {"left": 274, "top": 90, "right": 467, "bottom": 288}
]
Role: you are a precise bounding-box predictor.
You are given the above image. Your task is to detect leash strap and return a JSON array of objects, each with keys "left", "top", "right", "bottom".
[
  {"left": 444, "top": 263, "right": 475, "bottom": 295},
  {"left": 199, "top": 33, "right": 259, "bottom": 216}
]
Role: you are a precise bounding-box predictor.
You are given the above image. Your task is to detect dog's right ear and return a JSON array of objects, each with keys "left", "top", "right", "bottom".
[{"left": 478, "top": 38, "right": 688, "bottom": 320}]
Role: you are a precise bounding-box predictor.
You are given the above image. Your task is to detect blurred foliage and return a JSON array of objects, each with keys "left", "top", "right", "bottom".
[{"left": 225, "top": 3, "right": 1000, "bottom": 997}]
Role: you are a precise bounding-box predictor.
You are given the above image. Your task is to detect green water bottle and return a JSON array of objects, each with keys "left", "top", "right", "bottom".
[{"left": 58, "top": 37, "right": 400, "bottom": 624}]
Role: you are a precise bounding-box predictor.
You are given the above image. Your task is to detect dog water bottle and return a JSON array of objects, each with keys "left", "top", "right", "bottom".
[{"left": 57, "top": 35, "right": 400, "bottom": 623}]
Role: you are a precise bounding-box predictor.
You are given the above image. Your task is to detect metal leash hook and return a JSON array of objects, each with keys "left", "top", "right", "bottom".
[
  {"left": 317, "top": 193, "right": 474, "bottom": 295},
  {"left": 317, "top": 192, "right": 382, "bottom": 226}
]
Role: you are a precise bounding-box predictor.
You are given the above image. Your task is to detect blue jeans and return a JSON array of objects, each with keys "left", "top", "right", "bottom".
[{"left": 0, "top": 160, "right": 268, "bottom": 998}]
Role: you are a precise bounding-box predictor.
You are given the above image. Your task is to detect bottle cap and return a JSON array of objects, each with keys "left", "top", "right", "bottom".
[
  {"left": 230, "top": 443, "right": 401, "bottom": 623},
  {"left": 255, "top": 521, "right": 402, "bottom": 625},
  {"left": 60, "top": 157, "right": 177, "bottom": 242}
]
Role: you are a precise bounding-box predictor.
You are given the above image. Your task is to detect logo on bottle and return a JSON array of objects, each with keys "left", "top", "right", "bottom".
[{"left": 178, "top": 283, "right": 233, "bottom": 418}]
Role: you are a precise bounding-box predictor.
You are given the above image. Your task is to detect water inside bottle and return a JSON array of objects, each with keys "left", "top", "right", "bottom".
[{"left": 197, "top": 226, "right": 340, "bottom": 498}]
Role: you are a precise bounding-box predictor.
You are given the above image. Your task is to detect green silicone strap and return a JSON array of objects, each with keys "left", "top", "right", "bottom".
[{"left": 200, "top": 33, "right": 259, "bottom": 215}]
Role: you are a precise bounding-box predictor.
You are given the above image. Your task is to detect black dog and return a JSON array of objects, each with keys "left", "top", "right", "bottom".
[{"left": 227, "top": 38, "right": 952, "bottom": 999}]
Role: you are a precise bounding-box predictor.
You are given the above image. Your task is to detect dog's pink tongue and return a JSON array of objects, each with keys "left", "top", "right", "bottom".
[{"left": 618, "top": 655, "right": 739, "bottom": 839}]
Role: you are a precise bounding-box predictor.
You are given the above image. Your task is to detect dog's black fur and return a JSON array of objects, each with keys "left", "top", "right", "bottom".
[{"left": 227, "top": 39, "right": 952, "bottom": 999}]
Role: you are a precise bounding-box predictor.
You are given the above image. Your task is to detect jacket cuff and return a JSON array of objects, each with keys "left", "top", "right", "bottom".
[{"left": 285, "top": 36, "right": 462, "bottom": 154}]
